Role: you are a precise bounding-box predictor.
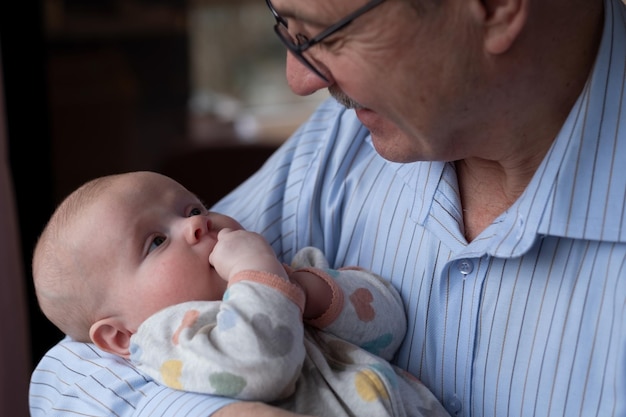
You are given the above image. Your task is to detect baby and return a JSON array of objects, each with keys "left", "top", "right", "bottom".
[{"left": 33, "top": 171, "right": 449, "bottom": 417}]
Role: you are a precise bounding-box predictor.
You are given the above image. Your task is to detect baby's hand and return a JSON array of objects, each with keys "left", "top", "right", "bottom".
[{"left": 209, "top": 229, "right": 288, "bottom": 281}]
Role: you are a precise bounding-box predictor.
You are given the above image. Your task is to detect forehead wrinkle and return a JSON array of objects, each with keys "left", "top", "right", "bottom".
[{"left": 273, "top": 0, "right": 349, "bottom": 26}]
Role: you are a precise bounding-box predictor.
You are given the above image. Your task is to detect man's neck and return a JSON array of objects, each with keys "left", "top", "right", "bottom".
[
  {"left": 455, "top": 0, "right": 604, "bottom": 242},
  {"left": 455, "top": 155, "right": 543, "bottom": 242}
]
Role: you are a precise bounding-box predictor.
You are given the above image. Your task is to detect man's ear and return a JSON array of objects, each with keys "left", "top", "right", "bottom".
[
  {"left": 470, "top": 0, "right": 528, "bottom": 54},
  {"left": 90, "top": 318, "right": 133, "bottom": 358}
]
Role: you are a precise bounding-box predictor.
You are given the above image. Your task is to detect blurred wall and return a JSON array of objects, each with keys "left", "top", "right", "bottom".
[{"left": 0, "top": 43, "right": 31, "bottom": 417}]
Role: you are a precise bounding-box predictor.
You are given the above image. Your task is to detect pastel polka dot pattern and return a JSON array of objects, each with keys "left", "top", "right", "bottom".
[
  {"left": 127, "top": 247, "right": 428, "bottom": 414},
  {"left": 217, "top": 308, "right": 239, "bottom": 330},
  {"left": 209, "top": 372, "right": 247, "bottom": 397},
  {"left": 172, "top": 309, "right": 199, "bottom": 345},
  {"left": 160, "top": 359, "right": 184, "bottom": 389},
  {"left": 370, "top": 363, "right": 398, "bottom": 389},
  {"left": 349, "top": 288, "right": 376, "bottom": 322},
  {"left": 360, "top": 332, "right": 394, "bottom": 356},
  {"left": 354, "top": 368, "right": 389, "bottom": 402},
  {"left": 324, "top": 268, "right": 340, "bottom": 278},
  {"left": 251, "top": 313, "right": 294, "bottom": 357},
  {"left": 129, "top": 343, "right": 142, "bottom": 359}
]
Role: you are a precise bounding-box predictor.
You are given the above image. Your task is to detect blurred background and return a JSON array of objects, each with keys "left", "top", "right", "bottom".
[{"left": 0, "top": 0, "right": 328, "bottom": 380}]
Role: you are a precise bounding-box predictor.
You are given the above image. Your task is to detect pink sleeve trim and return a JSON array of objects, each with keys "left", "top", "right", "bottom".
[
  {"left": 297, "top": 267, "right": 344, "bottom": 329},
  {"left": 230, "top": 270, "right": 306, "bottom": 314}
]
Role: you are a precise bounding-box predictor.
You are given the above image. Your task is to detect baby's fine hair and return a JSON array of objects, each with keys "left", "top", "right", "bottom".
[{"left": 32, "top": 174, "right": 123, "bottom": 342}]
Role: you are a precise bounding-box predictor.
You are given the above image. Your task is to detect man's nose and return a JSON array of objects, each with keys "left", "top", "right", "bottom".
[{"left": 285, "top": 53, "right": 332, "bottom": 96}]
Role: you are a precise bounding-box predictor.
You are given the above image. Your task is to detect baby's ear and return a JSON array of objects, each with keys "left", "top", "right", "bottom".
[{"left": 90, "top": 318, "right": 133, "bottom": 358}]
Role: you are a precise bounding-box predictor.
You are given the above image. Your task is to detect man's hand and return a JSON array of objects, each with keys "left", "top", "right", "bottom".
[{"left": 213, "top": 401, "right": 314, "bottom": 417}]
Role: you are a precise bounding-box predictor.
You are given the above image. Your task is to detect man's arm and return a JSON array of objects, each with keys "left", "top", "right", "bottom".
[
  {"left": 30, "top": 338, "right": 316, "bottom": 417},
  {"left": 214, "top": 402, "right": 313, "bottom": 417}
]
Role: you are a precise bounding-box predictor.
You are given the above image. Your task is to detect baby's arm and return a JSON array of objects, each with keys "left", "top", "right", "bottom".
[
  {"left": 131, "top": 230, "right": 306, "bottom": 401},
  {"left": 289, "top": 269, "right": 334, "bottom": 320},
  {"left": 290, "top": 247, "right": 407, "bottom": 361}
]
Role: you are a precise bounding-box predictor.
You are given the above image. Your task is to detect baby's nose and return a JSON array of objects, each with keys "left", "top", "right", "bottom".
[{"left": 186, "top": 216, "right": 210, "bottom": 243}]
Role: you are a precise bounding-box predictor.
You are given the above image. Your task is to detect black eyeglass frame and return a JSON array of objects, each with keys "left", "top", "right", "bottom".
[{"left": 266, "top": 0, "right": 387, "bottom": 82}]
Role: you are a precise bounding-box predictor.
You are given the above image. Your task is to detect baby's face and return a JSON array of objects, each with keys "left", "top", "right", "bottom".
[{"left": 78, "top": 172, "right": 243, "bottom": 332}]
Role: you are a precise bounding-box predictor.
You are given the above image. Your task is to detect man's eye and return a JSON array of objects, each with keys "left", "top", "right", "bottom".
[
  {"left": 295, "top": 33, "right": 309, "bottom": 46},
  {"left": 189, "top": 207, "right": 203, "bottom": 216},
  {"left": 148, "top": 235, "right": 166, "bottom": 253}
]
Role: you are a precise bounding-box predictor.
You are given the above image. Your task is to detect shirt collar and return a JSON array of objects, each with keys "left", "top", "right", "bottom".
[
  {"left": 534, "top": 0, "right": 626, "bottom": 244},
  {"left": 487, "top": 0, "right": 626, "bottom": 258},
  {"left": 407, "top": 0, "right": 626, "bottom": 258}
]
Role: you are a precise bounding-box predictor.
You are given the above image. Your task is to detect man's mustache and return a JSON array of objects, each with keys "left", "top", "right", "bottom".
[{"left": 329, "top": 86, "right": 363, "bottom": 110}]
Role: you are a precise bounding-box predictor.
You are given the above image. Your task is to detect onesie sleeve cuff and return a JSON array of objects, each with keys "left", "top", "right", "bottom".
[
  {"left": 230, "top": 270, "right": 306, "bottom": 314},
  {"left": 295, "top": 267, "right": 344, "bottom": 329}
]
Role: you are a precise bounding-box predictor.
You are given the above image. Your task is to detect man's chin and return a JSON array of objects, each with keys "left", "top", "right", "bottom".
[
  {"left": 357, "top": 114, "right": 420, "bottom": 163},
  {"left": 354, "top": 107, "right": 377, "bottom": 127},
  {"left": 369, "top": 137, "right": 406, "bottom": 162}
]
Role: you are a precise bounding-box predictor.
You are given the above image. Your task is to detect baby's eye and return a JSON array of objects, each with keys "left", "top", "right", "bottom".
[
  {"left": 148, "top": 235, "right": 166, "bottom": 253},
  {"left": 188, "top": 207, "right": 203, "bottom": 217}
]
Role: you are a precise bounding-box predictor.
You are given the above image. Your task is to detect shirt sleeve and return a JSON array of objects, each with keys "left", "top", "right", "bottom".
[
  {"left": 130, "top": 271, "right": 306, "bottom": 401},
  {"left": 29, "top": 337, "right": 236, "bottom": 417}
]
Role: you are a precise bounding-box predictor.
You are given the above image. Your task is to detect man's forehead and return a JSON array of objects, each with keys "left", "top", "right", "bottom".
[{"left": 272, "top": 0, "right": 356, "bottom": 21}]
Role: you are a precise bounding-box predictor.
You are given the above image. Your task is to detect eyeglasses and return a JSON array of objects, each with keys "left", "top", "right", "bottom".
[{"left": 266, "top": 0, "right": 387, "bottom": 82}]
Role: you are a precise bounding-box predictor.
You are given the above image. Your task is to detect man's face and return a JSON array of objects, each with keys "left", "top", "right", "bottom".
[{"left": 274, "top": 0, "right": 485, "bottom": 162}]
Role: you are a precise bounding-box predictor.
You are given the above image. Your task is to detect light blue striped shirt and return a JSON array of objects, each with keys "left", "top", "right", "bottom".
[{"left": 30, "top": 0, "right": 625, "bottom": 416}]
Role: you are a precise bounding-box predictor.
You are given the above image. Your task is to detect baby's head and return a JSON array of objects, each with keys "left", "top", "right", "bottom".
[
  {"left": 33, "top": 171, "right": 242, "bottom": 357},
  {"left": 33, "top": 174, "right": 120, "bottom": 343}
]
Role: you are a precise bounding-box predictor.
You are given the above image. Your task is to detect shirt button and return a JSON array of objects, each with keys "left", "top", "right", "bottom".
[{"left": 457, "top": 259, "right": 474, "bottom": 275}]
